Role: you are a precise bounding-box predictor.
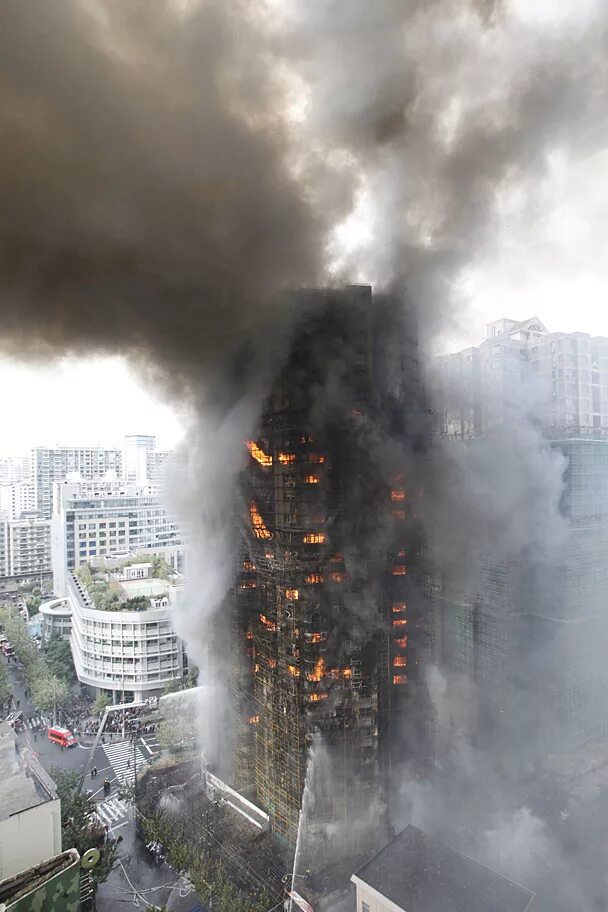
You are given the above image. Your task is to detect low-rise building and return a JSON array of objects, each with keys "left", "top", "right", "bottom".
[
  {"left": 0, "top": 849, "right": 81, "bottom": 912},
  {"left": 0, "top": 722, "right": 62, "bottom": 881},
  {"left": 67, "top": 564, "right": 186, "bottom": 702},
  {"left": 39, "top": 598, "right": 72, "bottom": 644},
  {"left": 351, "top": 825, "right": 534, "bottom": 912}
]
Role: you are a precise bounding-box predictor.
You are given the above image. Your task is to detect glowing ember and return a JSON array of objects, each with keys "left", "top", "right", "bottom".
[
  {"left": 246, "top": 440, "right": 272, "bottom": 467},
  {"left": 248, "top": 714, "right": 260, "bottom": 724},
  {"left": 250, "top": 501, "right": 272, "bottom": 539},
  {"left": 304, "top": 474, "right": 320, "bottom": 484},
  {"left": 306, "top": 573, "right": 324, "bottom": 584},
  {"left": 392, "top": 603, "right": 407, "bottom": 612},
  {"left": 393, "top": 674, "right": 407, "bottom": 685},
  {"left": 303, "top": 532, "right": 326, "bottom": 544},
  {"left": 242, "top": 559, "right": 256, "bottom": 571},
  {"left": 392, "top": 565, "right": 407, "bottom": 576},
  {"left": 259, "top": 613, "right": 277, "bottom": 632},
  {"left": 392, "top": 618, "right": 408, "bottom": 627},
  {"left": 278, "top": 452, "right": 296, "bottom": 465},
  {"left": 308, "top": 657, "right": 326, "bottom": 682},
  {"left": 240, "top": 581, "right": 257, "bottom": 589}
]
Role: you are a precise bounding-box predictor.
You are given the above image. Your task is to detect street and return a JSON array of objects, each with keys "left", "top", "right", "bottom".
[{"left": 1, "top": 649, "right": 174, "bottom": 910}]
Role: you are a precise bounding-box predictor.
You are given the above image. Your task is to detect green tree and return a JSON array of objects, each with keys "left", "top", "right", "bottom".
[
  {"left": 52, "top": 769, "right": 118, "bottom": 894},
  {"left": 92, "top": 691, "right": 112, "bottom": 716},
  {"left": 31, "top": 673, "right": 69, "bottom": 716},
  {"left": 44, "top": 635, "right": 76, "bottom": 685},
  {"left": 0, "top": 660, "right": 10, "bottom": 711}
]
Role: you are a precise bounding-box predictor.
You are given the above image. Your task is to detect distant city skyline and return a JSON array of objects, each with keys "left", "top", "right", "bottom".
[{"left": 0, "top": 296, "right": 605, "bottom": 456}]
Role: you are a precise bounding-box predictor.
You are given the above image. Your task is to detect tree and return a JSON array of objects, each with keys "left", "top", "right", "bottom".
[
  {"left": 93, "top": 691, "right": 112, "bottom": 716},
  {"left": 0, "top": 661, "right": 10, "bottom": 711},
  {"left": 52, "top": 769, "right": 118, "bottom": 894},
  {"left": 44, "top": 635, "right": 76, "bottom": 685},
  {"left": 31, "top": 673, "right": 69, "bottom": 716}
]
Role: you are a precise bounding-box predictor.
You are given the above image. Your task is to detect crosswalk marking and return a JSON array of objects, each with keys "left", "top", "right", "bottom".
[
  {"left": 102, "top": 739, "right": 147, "bottom": 786},
  {"left": 94, "top": 796, "right": 129, "bottom": 826}
]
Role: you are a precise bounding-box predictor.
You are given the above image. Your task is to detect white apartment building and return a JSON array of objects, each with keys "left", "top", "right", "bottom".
[
  {"left": 0, "top": 515, "right": 51, "bottom": 580},
  {"left": 436, "top": 316, "right": 608, "bottom": 436},
  {"left": 31, "top": 446, "right": 123, "bottom": 518},
  {"left": 51, "top": 481, "right": 183, "bottom": 596},
  {"left": 0, "top": 456, "right": 30, "bottom": 485},
  {"left": 67, "top": 569, "right": 185, "bottom": 700},
  {"left": 0, "top": 481, "right": 35, "bottom": 520},
  {"left": 124, "top": 435, "right": 156, "bottom": 486}
]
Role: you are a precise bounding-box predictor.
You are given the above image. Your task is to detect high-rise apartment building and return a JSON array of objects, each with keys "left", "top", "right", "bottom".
[
  {"left": 0, "top": 515, "right": 51, "bottom": 581},
  {"left": 434, "top": 317, "right": 608, "bottom": 753},
  {"left": 436, "top": 316, "right": 608, "bottom": 436},
  {"left": 0, "top": 456, "right": 30, "bottom": 485},
  {"left": 51, "top": 481, "right": 183, "bottom": 597},
  {"left": 31, "top": 446, "right": 122, "bottom": 518},
  {"left": 233, "top": 286, "right": 429, "bottom": 851},
  {"left": 0, "top": 481, "right": 35, "bottom": 521},
  {"left": 124, "top": 435, "right": 156, "bottom": 486}
]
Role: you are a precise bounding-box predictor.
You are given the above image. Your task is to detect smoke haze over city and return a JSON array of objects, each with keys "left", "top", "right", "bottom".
[{"left": 1, "top": 1, "right": 608, "bottom": 910}]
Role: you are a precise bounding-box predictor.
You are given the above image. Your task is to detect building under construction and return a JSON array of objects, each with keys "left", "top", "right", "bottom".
[{"left": 232, "top": 285, "right": 431, "bottom": 851}]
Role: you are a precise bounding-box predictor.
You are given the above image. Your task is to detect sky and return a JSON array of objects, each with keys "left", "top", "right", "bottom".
[{"left": 0, "top": 355, "right": 187, "bottom": 458}]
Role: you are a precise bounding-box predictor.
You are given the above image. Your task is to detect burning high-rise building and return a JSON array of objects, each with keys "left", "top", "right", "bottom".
[{"left": 232, "top": 285, "right": 431, "bottom": 850}]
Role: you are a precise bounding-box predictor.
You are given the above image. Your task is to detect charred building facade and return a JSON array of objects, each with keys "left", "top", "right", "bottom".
[{"left": 233, "top": 285, "right": 431, "bottom": 849}]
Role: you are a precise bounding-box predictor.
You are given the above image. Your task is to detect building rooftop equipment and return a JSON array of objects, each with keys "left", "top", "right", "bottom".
[{"left": 352, "top": 825, "right": 535, "bottom": 912}]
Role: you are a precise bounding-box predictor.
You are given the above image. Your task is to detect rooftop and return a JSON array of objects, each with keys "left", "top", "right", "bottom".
[
  {"left": 0, "top": 849, "right": 80, "bottom": 908},
  {"left": 352, "top": 825, "right": 535, "bottom": 912},
  {"left": 0, "top": 722, "right": 58, "bottom": 820}
]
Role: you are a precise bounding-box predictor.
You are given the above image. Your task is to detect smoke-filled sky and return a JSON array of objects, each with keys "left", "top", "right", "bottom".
[{"left": 0, "top": 0, "right": 607, "bottom": 453}]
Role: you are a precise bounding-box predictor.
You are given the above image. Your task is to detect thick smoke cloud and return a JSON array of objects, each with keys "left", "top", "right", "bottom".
[
  {"left": 2, "top": 1, "right": 608, "bottom": 906},
  {"left": 0, "top": 0, "right": 346, "bottom": 406}
]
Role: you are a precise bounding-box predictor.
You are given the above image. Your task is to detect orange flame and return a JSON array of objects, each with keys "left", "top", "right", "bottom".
[
  {"left": 393, "top": 656, "right": 407, "bottom": 667},
  {"left": 248, "top": 714, "right": 260, "bottom": 724},
  {"left": 246, "top": 441, "right": 273, "bottom": 467},
  {"left": 308, "top": 657, "right": 326, "bottom": 682},
  {"left": 259, "top": 614, "right": 277, "bottom": 632},
  {"left": 308, "top": 692, "right": 328, "bottom": 702},
  {"left": 250, "top": 501, "right": 272, "bottom": 540},
  {"left": 342, "top": 667, "right": 352, "bottom": 679},
  {"left": 287, "top": 664, "right": 300, "bottom": 678},
  {"left": 306, "top": 573, "right": 324, "bottom": 584},
  {"left": 285, "top": 588, "right": 299, "bottom": 601},
  {"left": 240, "top": 581, "right": 257, "bottom": 590},
  {"left": 242, "top": 559, "right": 256, "bottom": 571},
  {"left": 392, "top": 603, "right": 407, "bottom": 613},
  {"left": 307, "top": 632, "right": 325, "bottom": 644},
  {"left": 392, "top": 565, "right": 407, "bottom": 576},
  {"left": 303, "top": 533, "right": 326, "bottom": 544},
  {"left": 278, "top": 452, "right": 296, "bottom": 465},
  {"left": 304, "top": 474, "right": 320, "bottom": 484},
  {"left": 393, "top": 674, "right": 407, "bottom": 685},
  {"left": 392, "top": 618, "right": 408, "bottom": 628}
]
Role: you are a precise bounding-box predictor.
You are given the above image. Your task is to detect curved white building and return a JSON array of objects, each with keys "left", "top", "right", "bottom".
[
  {"left": 39, "top": 597, "right": 72, "bottom": 643},
  {"left": 66, "top": 570, "right": 185, "bottom": 702}
]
